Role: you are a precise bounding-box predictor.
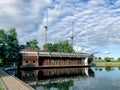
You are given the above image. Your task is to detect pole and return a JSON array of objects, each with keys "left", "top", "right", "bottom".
[
  {"left": 44, "top": 26, "right": 47, "bottom": 45},
  {"left": 44, "top": 9, "right": 48, "bottom": 45},
  {"left": 70, "top": 21, "right": 74, "bottom": 47}
]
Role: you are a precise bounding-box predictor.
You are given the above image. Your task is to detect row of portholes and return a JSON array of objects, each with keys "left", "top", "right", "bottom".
[
  {"left": 24, "top": 74, "right": 35, "bottom": 77},
  {"left": 26, "top": 60, "right": 35, "bottom": 63}
]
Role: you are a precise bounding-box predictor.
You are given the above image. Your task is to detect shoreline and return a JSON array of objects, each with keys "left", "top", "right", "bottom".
[
  {"left": 18, "top": 65, "right": 91, "bottom": 70},
  {"left": 92, "top": 62, "right": 120, "bottom": 66}
]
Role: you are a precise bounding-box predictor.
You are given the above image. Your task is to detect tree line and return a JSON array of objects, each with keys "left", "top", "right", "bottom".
[
  {"left": 43, "top": 40, "right": 74, "bottom": 53},
  {"left": 94, "top": 56, "right": 120, "bottom": 62},
  {"left": 0, "top": 28, "right": 74, "bottom": 64}
]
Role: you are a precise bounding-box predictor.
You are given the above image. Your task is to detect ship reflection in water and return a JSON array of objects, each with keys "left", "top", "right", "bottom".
[{"left": 18, "top": 68, "right": 95, "bottom": 90}]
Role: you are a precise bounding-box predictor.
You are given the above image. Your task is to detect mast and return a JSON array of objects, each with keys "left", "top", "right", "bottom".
[
  {"left": 70, "top": 21, "right": 74, "bottom": 47},
  {"left": 44, "top": 9, "right": 48, "bottom": 45}
]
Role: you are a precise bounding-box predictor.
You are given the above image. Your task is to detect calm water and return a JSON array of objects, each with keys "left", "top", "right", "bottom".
[{"left": 8, "top": 67, "right": 120, "bottom": 90}]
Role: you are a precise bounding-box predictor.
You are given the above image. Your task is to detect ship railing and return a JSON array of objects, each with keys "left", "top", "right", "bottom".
[
  {"left": 20, "top": 51, "right": 38, "bottom": 56},
  {"left": 48, "top": 52, "right": 89, "bottom": 58},
  {"left": 20, "top": 51, "right": 90, "bottom": 58}
]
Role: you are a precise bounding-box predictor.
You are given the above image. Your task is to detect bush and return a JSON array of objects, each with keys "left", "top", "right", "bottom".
[
  {"left": 117, "top": 57, "right": 120, "bottom": 62},
  {"left": 104, "top": 57, "right": 111, "bottom": 62}
]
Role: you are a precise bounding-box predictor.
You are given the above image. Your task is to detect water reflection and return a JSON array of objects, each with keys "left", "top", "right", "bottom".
[
  {"left": 94, "top": 66, "right": 117, "bottom": 72},
  {"left": 7, "top": 67, "right": 120, "bottom": 90},
  {"left": 105, "top": 66, "right": 114, "bottom": 72},
  {"left": 17, "top": 68, "right": 94, "bottom": 89},
  {"left": 118, "top": 67, "right": 120, "bottom": 70},
  {"left": 95, "top": 67, "right": 103, "bottom": 71}
]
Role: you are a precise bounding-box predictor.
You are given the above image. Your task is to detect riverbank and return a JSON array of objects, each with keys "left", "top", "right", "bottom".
[{"left": 92, "top": 62, "right": 120, "bottom": 66}]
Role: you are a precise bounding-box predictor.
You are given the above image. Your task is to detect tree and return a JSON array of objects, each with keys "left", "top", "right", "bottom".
[
  {"left": 26, "top": 39, "right": 40, "bottom": 50},
  {"left": 117, "top": 57, "right": 120, "bottom": 62},
  {"left": 0, "top": 29, "right": 6, "bottom": 63},
  {"left": 43, "top": 43, "right": 53, "bottom": 52},
  {"left": 43, "top": 40, "right": 74, "bottom": 53},
  {"left": 104, "top": 57, "right": 111, "bottom": 62},
  {"left": 5, "top": 28, "right": 19, "bottom": 62},
  {"left": 94, "top": 57, "right": 97, "bottom": 61},
  {"left": 19, "top": 44, "right": 26, "bottom": 50},
  {"left": 0, "top": 28, "right": 20, "bottom": 63},
  {"left": 98, "top": 57, "right": 102, "bottom": 61},
  {"left": 61, "top": 40, "right": 74, "bottom": 53}
]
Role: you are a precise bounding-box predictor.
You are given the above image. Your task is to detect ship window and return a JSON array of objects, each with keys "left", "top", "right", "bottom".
[
  {"left": 26, "top": 60, "right": 28, "bottom": 63},
  {"left": 61, "top": 59, "right": 65, "bottom": 65},
  {"left": 25, "top": 74, "right": 27, "bottom": 77},
  {"left": 54, "top": 59, "right": 57, "bottom": 65},
  {"left": 33, "top": 60, "right": 35, "bottom": 63},
  {"left": 50, "top": 59, "right": 54, "bottom": 64}
]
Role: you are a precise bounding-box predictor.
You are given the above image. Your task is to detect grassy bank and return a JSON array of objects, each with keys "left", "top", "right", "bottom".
[
  {"left": 92, "top": 62, "right": 120, "bottom": 66},
  {"left": 0, "top": 81, "right": 3, "bottom": 90}
]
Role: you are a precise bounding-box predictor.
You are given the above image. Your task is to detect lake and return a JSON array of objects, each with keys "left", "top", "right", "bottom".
[{"left": 7, "top": 66, "right": 120, "bottom": 90}]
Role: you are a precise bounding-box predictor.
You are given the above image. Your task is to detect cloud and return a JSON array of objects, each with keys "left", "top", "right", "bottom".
[
  {"left": 0, "top": 0, "right": 52, "bottom": 43},
  {"left": 0, "top": 0, "right": 120, "bottom": 51}
]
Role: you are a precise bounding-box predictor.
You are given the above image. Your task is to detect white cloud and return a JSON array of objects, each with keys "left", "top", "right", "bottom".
[
  {"left": 0, "top": 0, "right": 120, "bottom": 53},
  {"left": 115, "top": 0, "right": 120, "bottom": 6}
]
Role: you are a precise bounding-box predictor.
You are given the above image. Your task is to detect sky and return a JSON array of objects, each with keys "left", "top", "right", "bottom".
[{"left": 0, "top": 0, "right": 120, "bottom": 59}]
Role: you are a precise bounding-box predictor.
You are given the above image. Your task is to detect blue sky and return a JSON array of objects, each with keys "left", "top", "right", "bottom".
[{"left": 0, "top": 0, "right": 120, "bottom": 58}]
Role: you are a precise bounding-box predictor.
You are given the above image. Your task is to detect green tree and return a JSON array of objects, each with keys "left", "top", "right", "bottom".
[
  {"left": 43, "top": 43, "right": 53, "bottom": 51},
  {"left": 5, "top": 28, "right": 19, "bottom": 62},
  {"left": 117, "top": 57, "right": 120, "bottom": 62},
  {"left": 43, "top": 40, "right": 74, "bottom": 53},
  {"left": 52, "top": 43, "right": 58, "bottom": 52},
  {"left": 61, "top": 40, "right": 74, "bottom": 53},
  {"left": 104, "top": 57, "right": 111, "bottom": 62},
  {"left": 94, "top": 57, "right": 97, "bottom": 60},
  {"left": 98, "top": 57, "right": 102, "bottom": 61},
  {"left": 0, "top": 29, "right": 6, "bottom": 63},
  {"left": 0, "top": 28, "right": 20, "bottom": 63},
  {"left": 19, "top": 44, "right": 26, "bottom": 50},
  {"left": 26, "top": 39, "right": 40, "bottom": 50}
]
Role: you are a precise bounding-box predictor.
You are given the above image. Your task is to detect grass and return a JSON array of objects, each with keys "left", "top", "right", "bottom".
[
  {"left": 92, "top": 61, "right": 120, "bottom": 66},
  {"left": 0, "top": 81, "right": 3, "bottom": 90}
]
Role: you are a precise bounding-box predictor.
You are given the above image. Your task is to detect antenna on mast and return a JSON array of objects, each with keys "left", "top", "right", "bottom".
[
  {"left": 70, "top": 21, "right": 74, "bottom": 47},
  {"left": 44, "top": 9, "right": 48, "bottom": 45}
]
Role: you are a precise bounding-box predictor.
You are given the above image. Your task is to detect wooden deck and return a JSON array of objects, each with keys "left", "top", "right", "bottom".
[
  {"left": 20, "top": 50, "right": 92, "bottom": 58},
  {"left": 0, "top": 68, "right": 34, "bottom": 90}
]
